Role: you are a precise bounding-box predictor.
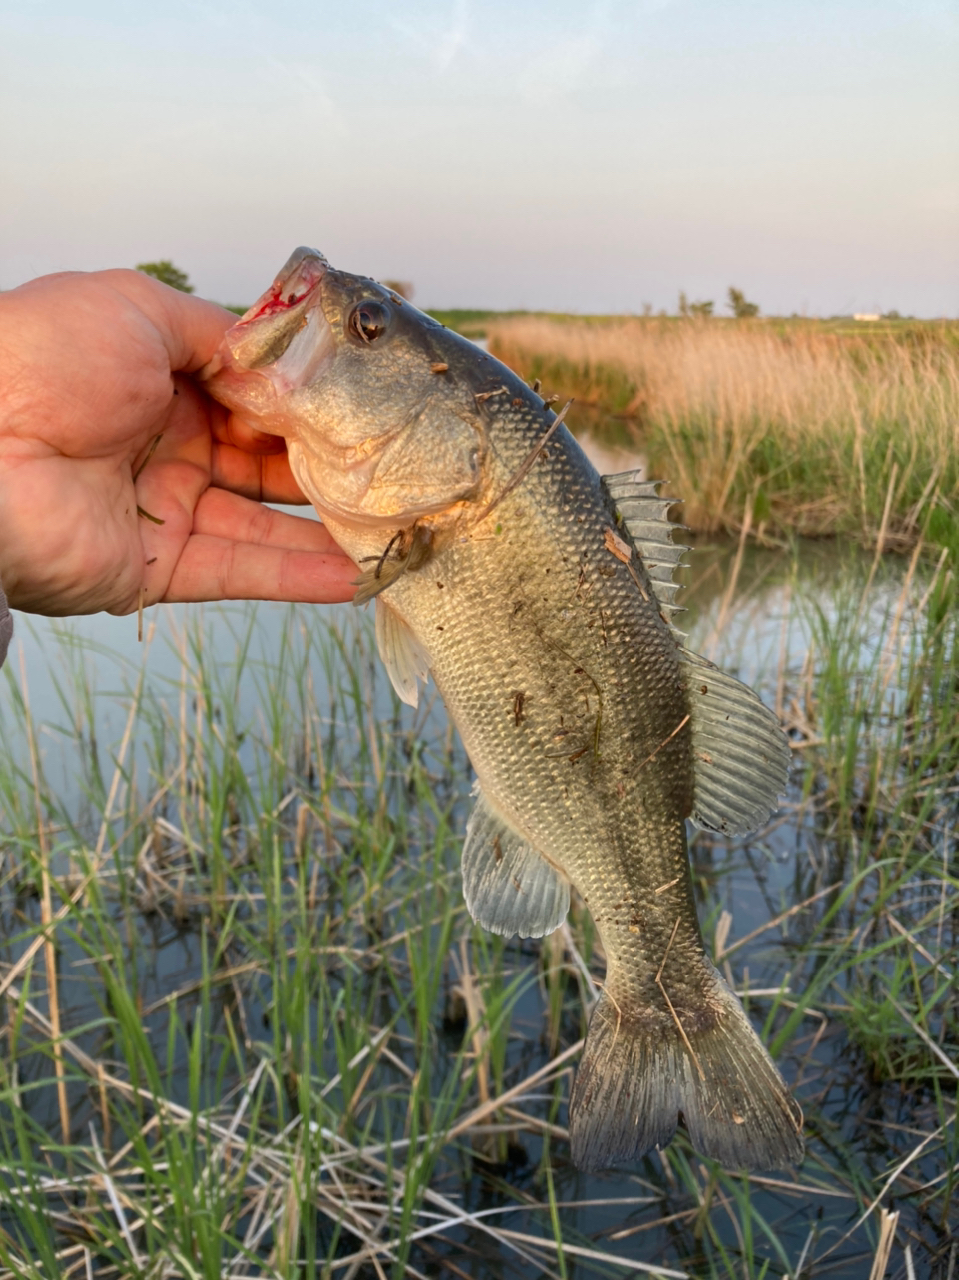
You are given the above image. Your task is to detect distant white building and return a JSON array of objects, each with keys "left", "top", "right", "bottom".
[{"left": 853, "top": 313, "right": 881, "bottom": 322}]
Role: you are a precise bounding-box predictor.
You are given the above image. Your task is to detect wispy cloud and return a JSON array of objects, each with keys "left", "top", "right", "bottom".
[{"left": 388, "top": 0, "right": 470, "bottom": 73}]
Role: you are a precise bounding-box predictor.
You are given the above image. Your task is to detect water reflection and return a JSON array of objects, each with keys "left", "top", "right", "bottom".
[
  {"left": 3, "top": 535, "right": 914, "bottom": 892},
  {"left": 3, "top": 539, "right": 888, "bottom": 784},
  {"left": 0, "top": 535, "right": 949, "bottom": 1276}
]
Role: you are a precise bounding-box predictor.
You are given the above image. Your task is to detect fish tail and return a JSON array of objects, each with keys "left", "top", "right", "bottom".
[{"left": 569, "top": 975, "right": 803, "bottom": 1172}]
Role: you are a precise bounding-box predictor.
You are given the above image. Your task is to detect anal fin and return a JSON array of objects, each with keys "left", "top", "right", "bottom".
[{"left": 462, "top": 784, "right": 569, "bottom": 939}]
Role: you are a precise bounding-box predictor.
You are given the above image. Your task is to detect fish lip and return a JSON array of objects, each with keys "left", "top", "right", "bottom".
[
  {"left": 237, "top": 246, "right": 329, "bottom": 327},
  {"left": 199, "top": 248, "right": 335, "bottom": 434},
  {"left": 222, "top": 247, "right": 331, "bottom": 372}
]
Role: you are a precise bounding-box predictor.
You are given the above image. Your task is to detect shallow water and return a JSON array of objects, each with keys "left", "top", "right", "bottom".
[
  {"left": 0, "top": 536, "right": 953, "bottom": 1277},
  {"left": 6, "top": 534, "right": 895, "bottom": 874}
]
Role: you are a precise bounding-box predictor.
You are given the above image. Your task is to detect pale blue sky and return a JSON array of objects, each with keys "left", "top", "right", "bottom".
[{"left": 1, "top": 0, "right": 956, "bottom": 315}]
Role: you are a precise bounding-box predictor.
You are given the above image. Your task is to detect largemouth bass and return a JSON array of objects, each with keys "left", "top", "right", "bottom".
[{"left": 202, "top": 247, "right": 803, "bottom": 1172}]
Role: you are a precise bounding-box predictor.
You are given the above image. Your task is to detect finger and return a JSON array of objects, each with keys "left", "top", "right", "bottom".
[
  {"left": 192, "top": 488, "right": 347, "bottom": 554},
  {"left": 100, "top": 268, "right": 237, "bottom": 373},
  {"left": 162, "top": 536, "right": 358, "bottom": 605},
  {"left": 210, "top": 407, "right": 288, "bottom": 455},
  {"left": 210, "top": 439, "right": 311, "bottom": 504}
]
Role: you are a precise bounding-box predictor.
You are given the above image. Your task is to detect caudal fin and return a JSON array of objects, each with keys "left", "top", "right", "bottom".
[{"left": 569, "top": 977, "right": 803, "bottom": 1172}]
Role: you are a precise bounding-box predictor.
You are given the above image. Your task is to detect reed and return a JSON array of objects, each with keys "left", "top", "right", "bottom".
[
  {"left": 0, "top": 553, "right": 953, "bottom": 1276},
  {"left": 489, "top": 316, "right": 959, "bottom": 546}
]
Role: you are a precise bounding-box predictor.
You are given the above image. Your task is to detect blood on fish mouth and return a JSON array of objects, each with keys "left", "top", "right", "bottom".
[
  {"left": 248, "top": 280, "right": 313, "bottom": 318},
  {"left": 246, "top": 275, "right": 322, "bottom": 320},
  {"left": 241, "top": 248, "right": 329, "bottom": 323}
]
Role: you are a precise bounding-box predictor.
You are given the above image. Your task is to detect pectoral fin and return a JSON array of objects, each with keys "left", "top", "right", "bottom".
[
  {"left": 375, "top": 600, "right": 430, "bottom": 708},
  {"left": 462, "top": 785, "right": 570, "bottom": 938},
  {"left": 680, "top": 649, "right": 791, "bottom": 835}
]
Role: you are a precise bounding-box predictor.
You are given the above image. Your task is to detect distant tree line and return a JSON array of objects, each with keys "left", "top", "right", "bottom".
[
  {"left": 136, "top": 260, "right": 194, "bottom": 293},
  {"left": 676, "top": 287, "right": 760, "bottom": 319},
  {"left": 727, "top": 287, "right": 759, "bottom": 318},
  {"left": 132, "top": 262, "right": 913, "bottom": 323}
]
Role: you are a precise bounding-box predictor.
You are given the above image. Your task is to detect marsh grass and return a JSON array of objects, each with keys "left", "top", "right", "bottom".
[
  {"left": 0, "top": 548, "right": 955, "bottom": 1277},
  {"left": 488, "top": 317, "right": 959, "bottom": 548}
]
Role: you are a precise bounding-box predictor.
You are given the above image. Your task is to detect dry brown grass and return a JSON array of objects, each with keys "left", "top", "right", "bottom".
[{"left": 489, "top": 317, "right": 959, "bottom": 544}]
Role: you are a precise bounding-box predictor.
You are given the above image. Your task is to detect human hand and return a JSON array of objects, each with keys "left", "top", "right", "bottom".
[{"left": 0, "top": 269, "right": 357, "bottom": 616}]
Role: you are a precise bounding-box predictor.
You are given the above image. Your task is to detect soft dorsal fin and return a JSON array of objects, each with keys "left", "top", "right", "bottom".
[
  {"left": 375, "top": 599, "right": 430, "bottom": 708},
  {"left": 602, "top": 470, "right": 688, "bottom": 636},
  {"left": 679, "top": 648, "right": 791, "bottom": 836},
  {"left": 462, "top": 784, "right": 570, "bottom": 939}
]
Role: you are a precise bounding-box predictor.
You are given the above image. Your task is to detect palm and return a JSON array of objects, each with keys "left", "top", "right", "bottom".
[{"left": 0, "top": 269, "right": 356, "bottom": 616}]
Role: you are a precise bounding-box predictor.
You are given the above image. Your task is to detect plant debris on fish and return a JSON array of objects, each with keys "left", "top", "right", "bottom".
[{"left": 201, "top": 247, "right": 803, "bottom": 1173}]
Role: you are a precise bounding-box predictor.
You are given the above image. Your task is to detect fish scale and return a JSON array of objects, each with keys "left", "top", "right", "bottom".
[
  {"left": 202, "top": 246, "right": 804, "bottom": 1173},
  {"left": 388, "top": 407, "right": 701, "bottom": 979}
]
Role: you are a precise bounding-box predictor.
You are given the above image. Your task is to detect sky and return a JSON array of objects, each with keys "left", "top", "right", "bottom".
[{"left": 1, "top": 0, "right": 957, "bottom": 316}]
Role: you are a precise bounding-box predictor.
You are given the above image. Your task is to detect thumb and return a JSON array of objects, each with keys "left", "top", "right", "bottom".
[{"left": 96, "top": 269, "right": 237, "bottom": 374}]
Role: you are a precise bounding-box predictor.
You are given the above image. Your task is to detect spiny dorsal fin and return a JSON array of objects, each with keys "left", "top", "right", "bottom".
[
  {"left": 375, "top": 599, "right": 430, "bottom": 708},
  {"left": 602, "top": 469, "right": 688, "bottom": 638},
  {"left": 679, "top": 648, "right": 791, "bottom": 836},
  {"left": 462, "top": 783, "right": 570, "bottom": 939}
]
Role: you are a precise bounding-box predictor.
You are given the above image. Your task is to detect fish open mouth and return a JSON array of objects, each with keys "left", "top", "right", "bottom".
[
  {"left": 237, "top": 246, "right": 330, "bottom": 326},
  {"left": 200, "top": 246, "right": 335, "bottom": 430}
]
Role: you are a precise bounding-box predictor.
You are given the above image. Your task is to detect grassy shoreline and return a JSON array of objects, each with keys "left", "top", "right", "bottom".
[
  {"left": 486, "top": 316, "right": 959, "bottom": 552},
  {"left": 0, "top": 540, "right": 955, "bottom": 1277}
]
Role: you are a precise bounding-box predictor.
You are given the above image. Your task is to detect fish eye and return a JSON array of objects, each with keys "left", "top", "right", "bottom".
[{"left": 348, "top": 300, "right": 390, "bottom": 344}]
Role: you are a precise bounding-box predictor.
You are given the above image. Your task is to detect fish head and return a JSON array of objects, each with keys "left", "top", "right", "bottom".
[{"left": 202, "top": 247, "right": 487, "bottom": 532}]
